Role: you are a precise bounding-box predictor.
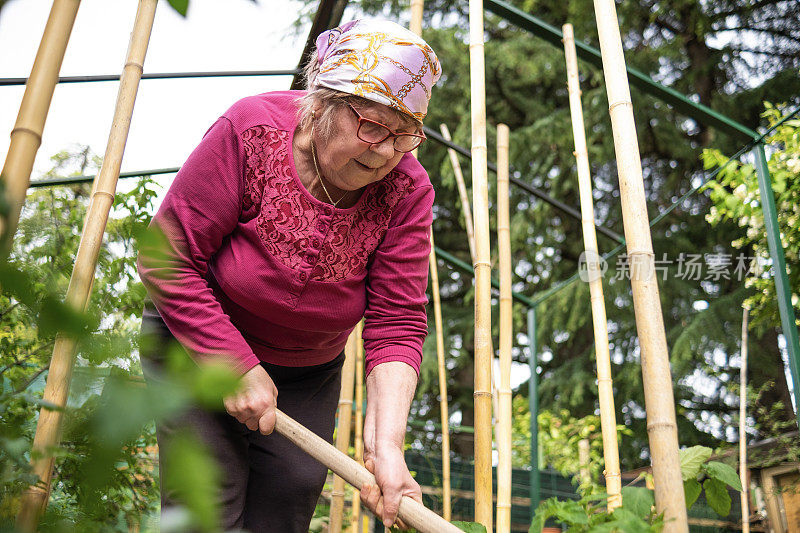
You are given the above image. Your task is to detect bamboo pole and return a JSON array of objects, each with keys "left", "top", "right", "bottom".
[
  {"left": 590, "top": 2, "right": 688, "bottom": 530},
  {"left": 353, "top": 321, "right": 365, "bottom": 532},
  {"left": 409, "top": 0, "right": 424, "bottom": 36},
  {"left": 408, "top": 4, "right": 452, "bottom": 522},
  {"left": 330, "top": 331, "right": 358, "bottom": 533},
  {"left": 578, "top": 438, "right": 591, "bottom": 488},
  {"left": 0, "top": 0, "right": 80, "bottom": 254},
  {"left": 439, "top": 124, "right": 499, "bottom": 431},
  {"left": 468, "top": 0, "right": 493, "bottom": 530},
  {"left": 429, "top": 230, "right": 452, "bottom": 521},
  {"left": 439, "top": 123, "right": 476, "bottom": 261},
  {"left": 275, "top": 409, "right": 463, "bottom": 533},
  {"left": 496, "top": 123, "right": 512, "bottom": 533},
  {"left": 16, "top": 2, "right": 158, "bottom": 529},
  {"left": 562, "top": 22, "right": 622, "bottom": 510},
  {"left": 740, "top": 307, "right": 750, "bottom": 533}
]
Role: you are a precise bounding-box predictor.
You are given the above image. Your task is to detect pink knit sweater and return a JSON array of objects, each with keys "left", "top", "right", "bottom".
[{"left": 137, "top": 91, "right": 433, "bottom": 376}]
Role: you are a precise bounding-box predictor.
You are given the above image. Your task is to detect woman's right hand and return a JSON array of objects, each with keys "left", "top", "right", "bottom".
[{"left": 223, "top": 364, "right": 278, "bottom": 434}]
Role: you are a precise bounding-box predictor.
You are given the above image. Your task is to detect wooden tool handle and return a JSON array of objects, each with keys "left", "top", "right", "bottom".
[{"left": 274, "top": 409, "right": 463, "bottom": 533}]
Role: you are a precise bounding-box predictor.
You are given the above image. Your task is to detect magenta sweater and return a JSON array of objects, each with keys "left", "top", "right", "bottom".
[{"left": 137, "top": 91, "right": 433, "bottom": 376}]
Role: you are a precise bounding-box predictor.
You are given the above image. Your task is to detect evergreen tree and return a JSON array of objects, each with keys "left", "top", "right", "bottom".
[{"left": 311, "top": 0, "right": 799, "bottom": 468}]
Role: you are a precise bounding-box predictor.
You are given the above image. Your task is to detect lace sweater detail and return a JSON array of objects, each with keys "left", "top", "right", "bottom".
[{"left": 242, "top": 124, "right": 415, "bottom": 282}]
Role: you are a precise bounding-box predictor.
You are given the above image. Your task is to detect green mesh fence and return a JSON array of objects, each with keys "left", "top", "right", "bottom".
[
  {"left": 404, "top": 451, "right": 743, "bottom": 532},
  {"left": 406, "top": 451, "right": 574, "bottom": 531}
]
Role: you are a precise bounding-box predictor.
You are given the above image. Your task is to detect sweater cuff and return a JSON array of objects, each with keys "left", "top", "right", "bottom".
[{"left": 365, "top": 346, "right": 421, "bottom": 377}]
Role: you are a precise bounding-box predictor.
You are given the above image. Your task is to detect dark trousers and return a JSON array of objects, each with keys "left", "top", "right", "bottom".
[{"left": 140, "top": 312, "right": 344, "bottom": 532}]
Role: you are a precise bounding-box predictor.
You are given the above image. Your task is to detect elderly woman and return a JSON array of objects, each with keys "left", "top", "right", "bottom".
[{"left": 138, "top": 18, "right": 441, "bottom": 532}]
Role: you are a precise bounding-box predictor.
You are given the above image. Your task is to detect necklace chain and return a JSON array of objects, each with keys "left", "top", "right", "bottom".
[{"left": 310, "top": 122, "right": 346, "bottom": 207}]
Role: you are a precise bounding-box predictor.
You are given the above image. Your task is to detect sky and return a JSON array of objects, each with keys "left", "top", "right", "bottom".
[{"left": 0, "top": 0, "right": 313, "bottom": 179}]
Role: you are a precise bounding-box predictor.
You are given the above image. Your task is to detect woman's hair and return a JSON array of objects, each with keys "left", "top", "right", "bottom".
[{"left": 297, "top": 50, "right": 422, "bottom": 141}]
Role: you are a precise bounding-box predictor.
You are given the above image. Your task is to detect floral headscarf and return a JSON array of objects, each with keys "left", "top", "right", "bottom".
[{"left": 312, "top": 19, "right": 442, "bottom": 121}]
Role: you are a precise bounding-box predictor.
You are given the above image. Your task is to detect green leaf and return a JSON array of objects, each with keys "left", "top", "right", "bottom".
[
  {"left": 552, "top": 499, "right": 589, "bottom": 524},
  {"left": 679, "top": 445, "right": 712, "bottom": 481},
  {"left": 683, "top": 478, "right": 702, "bottom": 509},
  {"left": 167, "top": 0, "right": 189, "bottom": 16},
  {"left": 703, "top": 461, "right": 743, "bottom": 491},
  {"left": 190, "top": 362, "right": 240, "bottom": 409},
  {"left": 579, "top": 492, "right": 610, "bottom": 504},
  {"left": 703, "top": 478, "right": 732, "bottom": 516},
  {"left": 163, "top": 430, "right": 221, "bottom": 529},
  {"left": 604, "top": 507, "right": 652, "bottom": 533},
  {"left": 773, "top": 173, "right": 786, "bottom": 194},
  {"left": 621, "top": 486, "right": 654, "bottom": 517},
  {"left": 529, "top": 498, "right": 557, "bottom": 532},
  {"left": 454, "top": 521, "right": 487, "bottom": 532}
]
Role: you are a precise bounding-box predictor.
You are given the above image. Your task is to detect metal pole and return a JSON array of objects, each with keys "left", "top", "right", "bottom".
[
  {"left": 483, "top": 0, "right": 758, "bottom": 142},
  {"left": 528, "top": 307, "right": 540, "bottom": 517},
  {"left": 753, "top": 143, "right": 800, "bottom": 427},
  {"left": 0, "top": 69, "right": 300, "bottom": 86}
]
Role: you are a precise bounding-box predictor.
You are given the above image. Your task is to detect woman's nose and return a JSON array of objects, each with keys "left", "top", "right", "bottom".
[{"left": 370, "top": 136, "right": 396, "bottom": 158}]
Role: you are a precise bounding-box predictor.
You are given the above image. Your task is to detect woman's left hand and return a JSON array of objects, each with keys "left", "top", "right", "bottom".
[{"left": 361, "top": 443, "right": 422, "bottom": 529}]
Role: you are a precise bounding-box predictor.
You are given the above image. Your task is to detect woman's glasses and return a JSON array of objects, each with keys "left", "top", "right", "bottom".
[{"left": 347, "top": 102, "right": 426, "bottom": 153}]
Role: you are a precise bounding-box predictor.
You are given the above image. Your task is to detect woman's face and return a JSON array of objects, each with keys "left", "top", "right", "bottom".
[{"left": 312, "top": 100, "right": 420, "bottom": 191}]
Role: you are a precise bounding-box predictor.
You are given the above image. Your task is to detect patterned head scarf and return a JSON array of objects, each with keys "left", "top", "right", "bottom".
[{"left": 312, "top": 19, "right": 442, "bottom": 121}]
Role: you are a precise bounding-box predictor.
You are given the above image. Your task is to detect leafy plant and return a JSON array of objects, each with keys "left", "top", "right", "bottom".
[
  {"left": 453, "top": 521, "right": 488, "bottom": 532},
  {"left": 529, "top": 487, "right": 664, "bottom": 532},
  {"left": 528, "top": 444, "right": 743, "bottom": 531},
  {"left": 0, "top": 149, "right": 238, "bottom": 531},
  {"left": 536, "top": 408, "right": 632, "bottom": 488},
  {"left": 701, "top": 103, "right": 800, "bottom": 334},
  {"left": 679, "top": 445, "right": 742, "bottom": 516}
]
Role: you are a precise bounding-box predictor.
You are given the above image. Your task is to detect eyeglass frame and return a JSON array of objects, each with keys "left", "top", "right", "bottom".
[{"left": 345, "top": 102, "right": 426, "bottom": 153}]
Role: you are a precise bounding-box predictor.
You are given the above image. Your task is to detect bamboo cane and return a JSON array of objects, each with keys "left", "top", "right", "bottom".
[
  {"left": 496, "top": 123, "right": 512, "bottom": 533},
  {"left": 409, "top": 0, "right": 424, "bottom": 36},
  {"left": 439, "top": 124, "right": 499, "bottom": 424},
  {"left": 407, "top": 6, "right": 450, "bottom": 518},
  {"left": 353, "top": 321, "right": 365, "bottom": 532},
  {"left": 740, "top": 307, "right": 750, "bottom": 533},
  {"left": 590, "top": 2, "right": 688, "bottom": 530},
  {"left": 468, "top": 0, "right": 493, "bottom": 530},
  {"left": 16, "top": 2, "right": 158, "bottom": 530},
  {"left": 578, "top": 438, "right": 591, "bottom": 488},
  {"left": 440, "top": 123, "right": 477, "bottom": 261},
  {"left": 330, "top": 331, "right": 358, "bottom": 533},
  {"left": 429, "top": 230, "right": 452, "bottom": 521},
  {"left": 275, "top": 409, "right": 463, "bottom": 533},
  {"left": 562, "top": 22, "right": 622, "bottom": 510},
  {"left": 0, "top": 0, "right": 80, "bottom": 254},
  {"left": 407, "top": 6, "right": 452, "bottom": 521}
]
